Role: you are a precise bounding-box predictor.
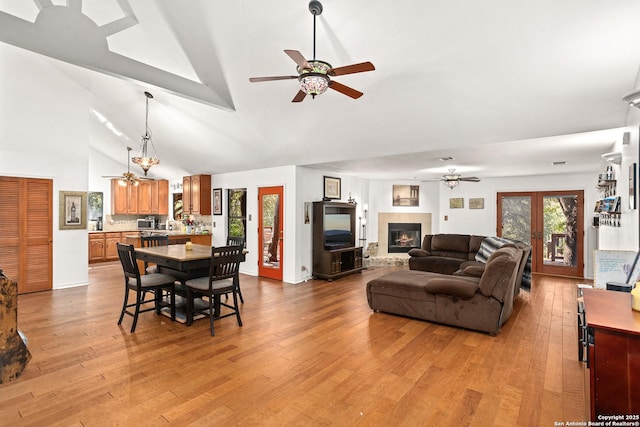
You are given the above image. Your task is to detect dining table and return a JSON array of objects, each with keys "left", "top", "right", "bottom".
[{"left": 134, "top": 243, "right": 247, "bottom": 325}]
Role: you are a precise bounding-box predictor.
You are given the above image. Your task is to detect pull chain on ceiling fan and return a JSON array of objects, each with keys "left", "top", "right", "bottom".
[{"left": 249, "top": 0, "right": 375, "bottom": 102}]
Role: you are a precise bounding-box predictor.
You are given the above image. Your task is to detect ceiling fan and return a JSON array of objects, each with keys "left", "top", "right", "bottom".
[
  {"left": 102, "top": 147, "right": 153, "bottom": 186},
  {"left": 249, "top": 0, "right": 375, "bottom": 102},
  {"left": 437, "top": 169, "right": 481, "bottom": 189}
]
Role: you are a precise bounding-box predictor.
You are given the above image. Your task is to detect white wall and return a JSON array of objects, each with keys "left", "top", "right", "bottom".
[
  {"left": 597, "top": 123, "right": 640, "bottom": 252},
  {"left": 0, "top": 43, "right": 90, "bottom": 288}
]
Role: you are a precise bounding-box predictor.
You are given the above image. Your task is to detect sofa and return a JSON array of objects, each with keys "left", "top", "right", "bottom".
[
  {"left": 409, "top": 234, "right": 532, "bottom": 294},
  {"left": 366, "top": 245, "right": 523, "bottom": 335},
  {"left": 408, "top": 234, "right": 485, "bottom": 275}
]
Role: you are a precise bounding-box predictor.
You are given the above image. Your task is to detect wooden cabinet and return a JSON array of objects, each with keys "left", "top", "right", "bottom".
[
  {"left": 111, "top": 179, "right": 168, "bottom": 215},
  {"left": 312, "top": 201, "right": 363, "bottom": 280},
  {"left": 582, "top": 288, "right": 640, "bottom": 420},
  {"left": 89, "top": 233, "right": 106, "bottom": 263},
  {"left": 111, "top": 180, "right": 138, "bottom": 215},
  {"left": 89, "top": 232, "right": 124, "bottom": 263},
  {"left": 104, "top": 232, "right": 123, "bottom": 261},
  {"left": 183, "top": 175, "right": 211, "bottom": 215}
]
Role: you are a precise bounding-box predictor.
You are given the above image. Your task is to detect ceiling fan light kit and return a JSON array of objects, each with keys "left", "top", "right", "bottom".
[
  {"left": 131, "top": 91, "right": 159, "bottom": 176},
  {"left": 249, "top": 1, "right": 375, "bottom": 102}
]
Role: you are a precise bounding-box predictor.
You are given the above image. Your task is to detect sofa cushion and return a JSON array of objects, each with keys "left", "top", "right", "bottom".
[
  {"left": 478, "top": 246, "right": 519, "bottom": 299},
  {"left": 408, "top": 248, "right": 430, "bottom": 257},
  {"left": 431, "top": 234, "right": 471, "bottom": 253},
  {"left": 425, "top": 277, "right": 479, "bottom": 298}
]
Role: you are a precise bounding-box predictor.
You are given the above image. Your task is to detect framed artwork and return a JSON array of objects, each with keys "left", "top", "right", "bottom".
[
  {"left": 630, "top": 163, "right": 637, "bottom": 210},
  {"left": 469, "top": 198, "right": 484, "bottom": 209},
  {"left": 59, "top": 191, "right": 87, "bottom": 230},
  {"left": 449, "top": 197, "right": 464, "bottom": 209},
  {"left": 323, "top": 176, "right": 341, "bottom": 200},
  {"left": 213, "top": 188, "right": 222, "bottom": 215},
  {"left": 392, "top": 185, "right": 419, "bottom": 206}
]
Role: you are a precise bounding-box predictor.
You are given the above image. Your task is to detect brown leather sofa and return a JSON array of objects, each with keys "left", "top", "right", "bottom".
[
  {"left": 366, "top": 245, "right": 523, "bottom": 335},
  {"left": 408, "top": 234, "right": 485, "bottom": 275}
]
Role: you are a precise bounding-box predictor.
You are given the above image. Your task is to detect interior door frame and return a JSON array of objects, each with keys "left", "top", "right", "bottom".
[
  {"left": 258, "top": 186, "right": 283, "bottom": 280},
  {"left": 497, "top": 190, "right": 584, "bottom": 278}
]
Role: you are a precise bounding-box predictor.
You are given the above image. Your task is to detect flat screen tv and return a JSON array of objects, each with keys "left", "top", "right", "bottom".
[{"left": 324, "top": 213, "right": 353, "bottom": 249}]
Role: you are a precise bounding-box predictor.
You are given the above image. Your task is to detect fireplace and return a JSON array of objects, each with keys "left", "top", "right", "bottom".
[{"left": 388, "top": 223, "right": 421, "bottom": 253}]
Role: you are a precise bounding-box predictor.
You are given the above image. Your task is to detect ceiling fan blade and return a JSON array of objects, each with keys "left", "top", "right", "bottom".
[
  {"left": 284, "top": 50, "right": 311, "bottom": 70},
  {"left": 329, "top": 61, "right": 375, "bottom": 76},
  {"left": 292, "top": 90, "right": 307, "bottom": 103},
  {"left": 459, "top": 177, "right": 480, "bottom": 182},
  {"left": 249, "top": 75, "right": 298, "bottom": 83},
  {"left": 329, "top": 81, "right": 363, "bottom": 99}
]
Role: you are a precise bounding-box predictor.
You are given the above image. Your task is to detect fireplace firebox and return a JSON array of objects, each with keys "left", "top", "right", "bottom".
[{"left": 388, "top": 223, "right": 421, "bottom": 253}]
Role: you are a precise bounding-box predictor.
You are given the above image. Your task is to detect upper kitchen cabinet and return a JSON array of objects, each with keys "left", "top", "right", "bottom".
[
  {"left": 111, "top": 179, "right": 138, "bottom": 215},
  {"left": 111, "top": 179, "right": 168, "bottom": 215},
  {"left": 182, "top": 175, "right": 211, "bottom": 215}
]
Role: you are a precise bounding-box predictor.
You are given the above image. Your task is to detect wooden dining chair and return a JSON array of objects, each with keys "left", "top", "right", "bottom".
[
  {"left": 225, "top": 236, "right": 246, "bottom": 303},
  {"left": 116, "top": 243, "right": 176, "bottom": 333},
  {"left": 184, "top": 245, "right": 243, "bottom": 336},
  {"left": 140, "top": 234, "right": 169, "bottom": 274}
]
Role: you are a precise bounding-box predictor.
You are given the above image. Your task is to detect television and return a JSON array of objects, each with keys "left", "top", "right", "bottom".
[{"left": 324, "top": 213, "right": 353, "bottom": 249}]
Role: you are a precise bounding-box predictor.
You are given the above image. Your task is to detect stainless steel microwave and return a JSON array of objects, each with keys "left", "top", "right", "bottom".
[{"left": 136, "top": 219, "right": 155, "bottom": 230}]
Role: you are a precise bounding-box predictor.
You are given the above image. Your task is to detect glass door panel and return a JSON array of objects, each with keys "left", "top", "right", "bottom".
[{"left": 258, "top": 186, "right": 283, "bottom": 280}]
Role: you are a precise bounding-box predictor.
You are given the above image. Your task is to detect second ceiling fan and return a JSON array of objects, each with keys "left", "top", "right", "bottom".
[{"left": 249, "top": 0, "right": 375, "bottom": 102}]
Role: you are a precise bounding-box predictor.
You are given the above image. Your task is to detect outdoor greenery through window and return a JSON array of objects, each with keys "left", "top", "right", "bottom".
[{"left": 228, "top": 188, "right": 247, "bottom": 240}]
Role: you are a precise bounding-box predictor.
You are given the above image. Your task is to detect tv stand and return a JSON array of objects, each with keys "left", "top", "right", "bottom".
[{"left": 312, "top": 201, "right": 363, "bottom": 280}]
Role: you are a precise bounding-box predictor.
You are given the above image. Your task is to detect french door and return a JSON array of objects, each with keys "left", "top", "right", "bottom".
[
  {"left": 497, "top": 190, "right": 584, "bottom": 277},
  {"left": 258, "top": 186, "right": 283, "bottom": 280}
]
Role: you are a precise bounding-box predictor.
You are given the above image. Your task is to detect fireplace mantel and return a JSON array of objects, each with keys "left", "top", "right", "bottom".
[{"left": 376, "top": 213, "right": 432, "bottom": 258}]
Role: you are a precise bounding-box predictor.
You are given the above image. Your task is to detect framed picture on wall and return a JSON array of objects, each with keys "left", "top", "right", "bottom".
[
  {"left": 630, "top": 163, "right": 637, "bottom": 210},
  {"left": 392, "top": 185, "right": 419, "bottom": 206},
  {"left": 213, "top": 188, "right": 222, "bottom": 215},
  {"left": 323, "top": 176, "right": 341, "bottom": 200},
  {"left": 59, "top": 191, "right": 87, "bottom": 230}
]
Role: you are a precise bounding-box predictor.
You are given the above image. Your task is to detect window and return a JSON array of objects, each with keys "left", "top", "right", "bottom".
[{"left": 227, "top": 188, "right": 247, "bottom": 239}]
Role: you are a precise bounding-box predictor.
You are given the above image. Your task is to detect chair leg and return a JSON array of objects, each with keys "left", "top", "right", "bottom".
[
  {"left": 118, "top": 286, "right": 129, "bottom": 325},
  {"left": 233, "top": 290, "right": 243, "bottom": 327},
  {"left": 170, "top": 286, "right": 176, "bottom": 321},
  {"left": 186, "top": 288, "right": 194, "bottom": 326},
  {"left": 131, "top": 290, "right": 142, "bottom": 333},
  {"left": 209, "top": 293, "right": 215, "bottom": 337},
  {"left": 235, "top": 275, "right": 244, "bottom": 304}
]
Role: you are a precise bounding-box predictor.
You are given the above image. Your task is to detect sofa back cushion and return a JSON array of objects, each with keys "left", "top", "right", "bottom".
[{"left": 478, "top": 246, "right": 520, "bottom": 301}]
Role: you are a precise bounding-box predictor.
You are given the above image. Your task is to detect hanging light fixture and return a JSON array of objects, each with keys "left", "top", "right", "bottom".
[
  {"left": 132, "top": 91, "right": 159, "bottom": 176},
  {"left": 298, "top": 1, "right": 330, "bottom": 98},
  {"left": 443, "top": 179, "right": 460, "bottom": 189}
]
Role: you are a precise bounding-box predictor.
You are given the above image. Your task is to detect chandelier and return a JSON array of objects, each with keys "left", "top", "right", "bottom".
[{"left": 132, "top": 91, "right": 159, "bottom": 176}]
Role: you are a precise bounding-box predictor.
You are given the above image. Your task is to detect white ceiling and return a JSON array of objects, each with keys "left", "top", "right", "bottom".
[{"left": 2, "top": 0, "right": 640, "bottom": 181}]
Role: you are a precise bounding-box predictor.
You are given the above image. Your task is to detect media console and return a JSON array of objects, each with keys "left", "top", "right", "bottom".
[{"left": 312, "top": 201, "right": 363, "bottom": 280}]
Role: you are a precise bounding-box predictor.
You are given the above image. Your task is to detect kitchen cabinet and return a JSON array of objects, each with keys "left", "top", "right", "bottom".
[
  {"left": 182, "top": 175, "right": 211, "bottom": 215},
  {"left": 111, "top": 180, "right": 138, "bottom": 215},
  {"left": 104, "top": 232, "right": 123, "bottom": 261},
  {"left": 111, "top": 179, "right": 168, "bottom": 215},
  {"left": 89, "top": 233, "right": 106, "bottom": 263},
  {"left": 89, "top": 232, "right": 125, "bottom": 263}
]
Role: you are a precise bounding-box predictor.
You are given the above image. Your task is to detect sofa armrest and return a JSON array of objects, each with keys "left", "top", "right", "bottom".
[
  {"left": 408, "top": 248, "right": 430, "bottom": 257},
  {"left": 425, "top": 278, "right": 478, "bottom": 298},
  {"left": 462, "top": 265, "right": 485, "bottom": 277}
]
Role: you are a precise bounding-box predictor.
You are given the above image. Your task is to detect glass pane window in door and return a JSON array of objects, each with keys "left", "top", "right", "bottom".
[
  {"left": 501, "top": 196, "right": 532, "bottom": 244},
  {"left": 543, "top": 195, "right": 578, "bottom": 267}
]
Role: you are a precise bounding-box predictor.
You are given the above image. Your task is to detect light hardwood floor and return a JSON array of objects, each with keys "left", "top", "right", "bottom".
[{"left": 0, "top": 263, "right": 586, "bottom": 426}]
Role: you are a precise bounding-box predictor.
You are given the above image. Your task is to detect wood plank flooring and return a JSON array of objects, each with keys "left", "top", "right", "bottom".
[{"left": 0, "top": 263, "right": 586, "bottom": 426}]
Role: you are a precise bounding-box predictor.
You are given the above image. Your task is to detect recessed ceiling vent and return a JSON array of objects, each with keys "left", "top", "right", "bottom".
[{"left": 438, "top": 156, "right": 455, "bottom": 162}]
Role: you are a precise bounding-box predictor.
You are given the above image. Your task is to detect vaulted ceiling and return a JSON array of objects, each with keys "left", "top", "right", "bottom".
[{"left": 2, "top": 0, "right": 640, "bottom": 181}]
